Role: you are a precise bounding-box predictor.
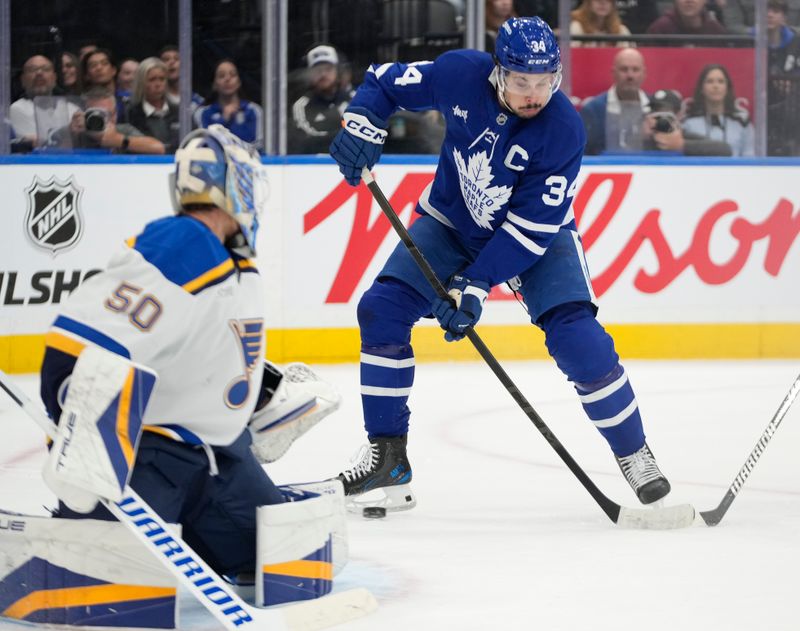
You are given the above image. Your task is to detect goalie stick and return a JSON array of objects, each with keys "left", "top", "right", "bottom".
[
  {"left": 361, "top": 167, "right": 695, "bottom": 530},
  {"left": 700, "top": 372, "right": 800, "bottom": 526},
  {"left": 0, "top": 368, "right": 377, "bottom": 631}
]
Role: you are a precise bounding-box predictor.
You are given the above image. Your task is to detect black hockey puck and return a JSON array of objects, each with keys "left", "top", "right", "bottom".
[{"left": 362, "top": 506, "right": 387, "bottom": 519}]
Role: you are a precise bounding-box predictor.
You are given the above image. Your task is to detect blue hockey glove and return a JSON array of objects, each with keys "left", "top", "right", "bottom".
[
  {"left": 329, "top": 107, "right": 387, "bottom": 186},
  {"left": 431, "top": 275, "right": 491, "bottom": 342}
]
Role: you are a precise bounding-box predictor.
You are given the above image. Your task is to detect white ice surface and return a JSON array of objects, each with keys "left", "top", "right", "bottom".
[{"left": 1, "top": 359, "right": 798, "bottom": 631}]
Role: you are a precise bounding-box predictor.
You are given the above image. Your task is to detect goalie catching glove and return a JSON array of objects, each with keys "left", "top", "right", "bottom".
[{"left": 248, "top": 361, "right": 342, "bottom": 463}]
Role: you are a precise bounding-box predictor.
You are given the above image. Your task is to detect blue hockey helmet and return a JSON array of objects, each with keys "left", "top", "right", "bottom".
[
  {"left": 172, "top": 124, "right": 268, "bottom": 256},
  {"left": 495, "top": 16, "right": 561, "bottom": 74},
  {"left": 494, "top": 17, "right": 562, "bottom": 111}
]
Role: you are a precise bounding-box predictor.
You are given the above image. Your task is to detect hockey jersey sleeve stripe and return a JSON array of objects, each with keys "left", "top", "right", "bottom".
[
  {"left": 182, "top": 258, "right": 235, "bottom": 294},
  {"left": 2, "top": 584, "right": 176, "bottom": 620},
  {"left": 506, "top": 211, "right": 562, "bottom": 234},
  {"left": 500, "top": 223, "right": 547, "bottom": 255},
  {"left": 51, "top": 316, "right": 131, "bottom": 359}
]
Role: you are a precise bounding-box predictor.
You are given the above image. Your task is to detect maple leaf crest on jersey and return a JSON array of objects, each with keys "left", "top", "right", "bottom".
[{"left": 453, "top": 148, "right": 513, "bottom": 230}]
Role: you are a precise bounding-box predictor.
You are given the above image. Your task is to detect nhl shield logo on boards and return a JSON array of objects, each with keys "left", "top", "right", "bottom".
[{"left": 24, "top": 175, "right": 84, "bottom": 255}]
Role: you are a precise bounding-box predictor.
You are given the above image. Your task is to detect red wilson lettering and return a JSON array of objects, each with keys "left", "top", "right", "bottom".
[{"left": 304, "top": 172, "right": 800, "bottom": 303}]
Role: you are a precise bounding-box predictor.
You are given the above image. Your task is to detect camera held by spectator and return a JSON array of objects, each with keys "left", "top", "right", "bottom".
[
  {"left": 643, "top": 88, "right": 732, "bottom": 156},
  {"left": 83, "top": 107, "right": 109, "bottom": 133}
]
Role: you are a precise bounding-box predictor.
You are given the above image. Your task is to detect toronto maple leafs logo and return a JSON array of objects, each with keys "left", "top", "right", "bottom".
[{"left": 453, "top": 148, "right": 512, "bottom": 230}]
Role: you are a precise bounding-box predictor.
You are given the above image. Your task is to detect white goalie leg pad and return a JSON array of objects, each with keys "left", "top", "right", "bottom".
[
  {"left": 255, "top": 493, "right": 334, "bottom": 607},
  {"left": 0, "top": 512, "right": 178, "bottom": 628},
  {"left": 249, "top": 362, "right": 341, "bottom": 463},
  {"left": 280, "top": 479, "right": 348, "bottom": 576},
  {"left": 42, "top": 345, "right": 158, "bottom": 514}
]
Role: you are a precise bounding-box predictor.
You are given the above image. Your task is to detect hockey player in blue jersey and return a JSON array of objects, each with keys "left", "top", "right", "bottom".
[{"left": 329, "top": 16, "right": 671, "bottom": 511}]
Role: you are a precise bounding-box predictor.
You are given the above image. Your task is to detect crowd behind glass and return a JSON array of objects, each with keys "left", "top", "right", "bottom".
[{"left": 4, "top": 0, "right": 799, "bottom": 157}]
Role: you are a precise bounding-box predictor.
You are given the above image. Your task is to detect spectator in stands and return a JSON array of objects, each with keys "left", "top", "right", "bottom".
[
  {"left": 126, "top": 57, "right": 180, "bottom": 153},
  {"left": 765, "top": 0, "right": 800, "bottom": 155},
  {"left": 50, "top": 87, "right": 165, "bottom": 154},
  {"left": 646, "top": 0, "right": 727, "bottom": 36},
  {"left": 615, "top": 0, "right": 660, "bottom": 34},
  {"left": 486, "top": 0, "right": 518, "bottom": 51},
  {"left": 117, "top": 58, "right": 140, "bottom": 102},
  {"left": 288, "top": 45, "right": 351, "bottom": 154},
  {"left": 10, "top": 54, "right": 80, "bottom": 150},
  {"left": 60, "top": 52, "right": 82, "bottom": 96},
  {"left": 82, "top": 49, "right": 127, "bottom": 122},
  {"left": 196, "top": 59, "right": 263, "bottom": 150},
  {"left": 579, "top": 47, "right": 649, "bottom": 154},
  {"left": 570, "top": 0, "right": 632, "bottom": 47},
  {"left": 78, "top": 44, "right": 98, "bottom": 61},
  {"left": 159, "top": 45, "right": 204, "bottom": 110},
  {"left": 683, "top": 64, "right": 753, "bottom": 156},
  {"left": 767, "top": 0, "right": 800, "bottom": 70},
  {"left": 642, "top": 88, "right": 732, "bottom": 155},
  {"left": 513, "top": 1, "right": 557, "bottom": 28}
]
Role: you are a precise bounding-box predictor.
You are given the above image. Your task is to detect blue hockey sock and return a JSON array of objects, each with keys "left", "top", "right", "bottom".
[
  {"left": 540, "top": 303, "right": 644, "bottom": 457},
  {"left": 575, "top": 364, "right": 645, "bottom": 457},
  {"left": 360, "top": 344, "right": 415, "bottom": 437}
]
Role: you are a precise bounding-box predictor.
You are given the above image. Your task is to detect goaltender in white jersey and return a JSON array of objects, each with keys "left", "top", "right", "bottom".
[{"left": 30, "top": 125, "right": 345, "bottom": 618}]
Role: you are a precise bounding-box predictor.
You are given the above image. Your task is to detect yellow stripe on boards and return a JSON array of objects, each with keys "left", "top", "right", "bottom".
[
  {"left": 3, "top": 323, "right": 800, "bottom": 373},
  {"left": 262, "top": 559, "right": 332, "bottom": 581},
  {"left": 3, "top": 584, "right": 176, "bottom": 620}
]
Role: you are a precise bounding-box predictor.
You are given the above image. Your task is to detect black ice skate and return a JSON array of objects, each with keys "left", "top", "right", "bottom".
[
  {"left": 336, "top": 435, "right": 416, "bottom": 513},
  {"left": 615, "top": 443, "right": 671, "bottom": 504}
]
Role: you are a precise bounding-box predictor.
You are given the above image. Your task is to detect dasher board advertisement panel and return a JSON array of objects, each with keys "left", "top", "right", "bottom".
[
  {"left": 287, "top": 163, "right": 800, "bottom": 326},
  {"left": 0, "top": 160, "right": 798, "bottom": 371}
]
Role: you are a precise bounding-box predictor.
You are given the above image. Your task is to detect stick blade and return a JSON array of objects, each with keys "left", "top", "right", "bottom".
[
  {"left": 616, "top": 503, "right": 696, "bottom": 530},
  {"left": 698, "top": 509, "right": 723, "bottom": 527},
  {"left": 280, "top": 587, "right": 378, "bottom": 631}
]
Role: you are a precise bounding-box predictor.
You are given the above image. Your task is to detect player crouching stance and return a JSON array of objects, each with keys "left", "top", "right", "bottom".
[
  {"left": 0, "top": 126, "right": 344, "bottom": 629},
  {"left": 329, "top": 17, "right": 671, "bottom": 513}
]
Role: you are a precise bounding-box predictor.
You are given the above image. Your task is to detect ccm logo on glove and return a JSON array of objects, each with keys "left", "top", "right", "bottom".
[{"left": 343, "top": 112, "right": 388, "bottom": 144}]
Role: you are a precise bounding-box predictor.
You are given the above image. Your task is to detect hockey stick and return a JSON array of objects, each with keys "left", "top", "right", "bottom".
[
  {"left": 0, "top": 369, "right": 377, "bottom": 631},
  {"left": 700, "top": 372, "right": 800, "bottom": 526},
  {"left": 361, "top": 167, "right": 695, "bottom": 530}
]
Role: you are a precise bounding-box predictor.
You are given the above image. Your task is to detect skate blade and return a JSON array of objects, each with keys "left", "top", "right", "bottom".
[{"left": 345, "top": 484, "right": 416, "bottom": 514}]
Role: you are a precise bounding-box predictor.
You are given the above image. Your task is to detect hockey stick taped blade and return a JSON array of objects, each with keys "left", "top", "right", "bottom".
[
  {"left": 281, "top": 587, "right": 378, "bottom": 631},
  {"left": 616, "top": 503, "right": 696, "bottom": 530}
]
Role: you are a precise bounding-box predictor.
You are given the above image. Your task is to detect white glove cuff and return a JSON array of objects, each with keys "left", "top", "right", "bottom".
[{"left": 343, "top": 112, "right": 388, "bottom": 145}]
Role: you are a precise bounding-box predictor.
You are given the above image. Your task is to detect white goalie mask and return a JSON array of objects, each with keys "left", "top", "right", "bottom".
[{"left": 171, "top": 124, "right": 268, "bottom": 256}]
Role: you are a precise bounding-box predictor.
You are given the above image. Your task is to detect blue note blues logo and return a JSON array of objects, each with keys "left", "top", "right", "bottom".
[
  {"left": 224, "top": 318, "right": 264, "bottom": 408},
  {"left": 24, "top": 175, "right": 84, "bottom": 255}
]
